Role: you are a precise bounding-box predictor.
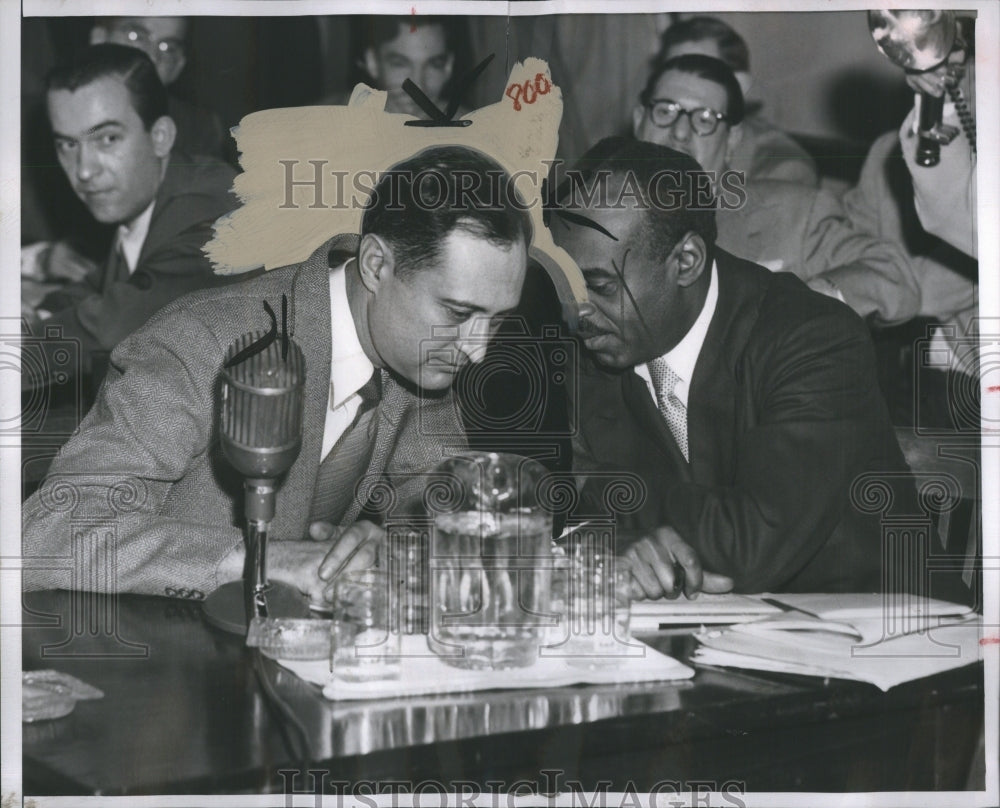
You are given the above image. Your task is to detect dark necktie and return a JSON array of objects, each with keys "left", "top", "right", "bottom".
[
  {"left": 309, "top": 370, "right": 382, "bottom": 525},
  {"left": 104, "top": 238, "right": 130, "bottom": 291}
]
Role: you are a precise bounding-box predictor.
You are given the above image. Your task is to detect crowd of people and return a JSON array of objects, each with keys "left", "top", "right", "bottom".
[{"left": 21, "top": 13, "right": 979, "bottom": 606}]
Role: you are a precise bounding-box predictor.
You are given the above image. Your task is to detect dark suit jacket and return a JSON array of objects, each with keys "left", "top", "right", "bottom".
[
  {"left": 23, "top": 237, "right": 467, "bottom": 598},
  {"left": 40, "top": 153, "right": 240, "bottom": 375},
  {"left": 573, "top": 249, "right": 914, "bottom": 593}
]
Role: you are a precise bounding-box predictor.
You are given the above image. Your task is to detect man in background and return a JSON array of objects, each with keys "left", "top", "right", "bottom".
[
  {"left": 324, "top": 15, "right": 464, "bottom": 118},
  {"left": 656, "top": 16, "right": 818, "bottom": 186},
  {"left": 843, "top": 29, "right": 978, "bottom": 429},
  {"left": 90, "top": 15, "right": 227, "bottom": 158},
  {"left": 633, "top": 54, "right": 921, "bottom": 325},
  {"left": 23, "top": 44, "right": 239, "bottom": 390}
]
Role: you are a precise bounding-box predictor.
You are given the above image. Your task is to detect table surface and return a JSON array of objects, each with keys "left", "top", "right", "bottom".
[{"left": 20, "top": 589, "right": 985, "bottom": 796}]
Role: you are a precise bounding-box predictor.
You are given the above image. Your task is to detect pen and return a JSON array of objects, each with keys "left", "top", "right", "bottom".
[{"left": 554, "top": 519, "right": 598, "bottom": 544}]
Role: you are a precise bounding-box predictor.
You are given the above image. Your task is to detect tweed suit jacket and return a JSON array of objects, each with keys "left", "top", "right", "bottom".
[
  {"left": 23, "top": 237, "right": 467, "bottom": 598},
  {"left": 573, "top": 249, "right": 915, "bottom": 594},
  {"left": 715, "top": 179, "right": 921, "bottom": 326}
]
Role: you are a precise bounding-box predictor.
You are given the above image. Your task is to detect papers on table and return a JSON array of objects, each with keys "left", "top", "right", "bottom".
[
  {"left": 690, "top": 594, "right": 981, "bottom": 691},
  {"left": 631, "top": 592, "right": 783, "bottom": 631}
]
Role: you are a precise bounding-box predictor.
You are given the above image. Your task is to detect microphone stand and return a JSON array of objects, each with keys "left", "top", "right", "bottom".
[{"left": 245, "top": 478, "right": 276, "bottom": 620}]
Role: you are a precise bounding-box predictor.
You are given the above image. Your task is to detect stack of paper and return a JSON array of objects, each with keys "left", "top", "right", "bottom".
[
  {"left": 691, "top": 594, "right": 982, "bottom": 691},
  {"left": 631, "top": 593, "right": 782, "bottom": 631}
]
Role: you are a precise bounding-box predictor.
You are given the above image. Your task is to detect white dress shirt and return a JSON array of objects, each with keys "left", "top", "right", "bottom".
[
  {"left": 634, "top": 261, "right": 719, "bottom": 408},
  {"left": 116, "top": 201, "right": 156, "bottom": 273},
  {"left": 321, "top": 260, "right": 376, "bottom": 460}
]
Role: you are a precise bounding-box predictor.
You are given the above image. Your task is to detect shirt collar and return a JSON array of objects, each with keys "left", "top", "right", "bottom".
[
  {"left": 116, "top": 200, "right": 156, "bottom": 274},
  {"left": 634, "top": 260, "right": 718, "bottom": 405},
  {"left": 328, "top": 259, "right": 375, "bottom": 410}
]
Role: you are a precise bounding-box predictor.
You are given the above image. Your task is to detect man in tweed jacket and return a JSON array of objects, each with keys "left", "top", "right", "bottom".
[{"left": 23, "top": 146, "right": 531, "bottom": 604}]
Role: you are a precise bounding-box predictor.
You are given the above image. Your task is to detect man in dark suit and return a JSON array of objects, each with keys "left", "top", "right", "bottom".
[
  {"left": 24, "top": 44, "right": 238, "bottom": 390},
  {"left": 555, "top": 138, "right": 913, "bottom": 596},
  {"left": 23, "top": 146, "right": 531, "bottom": 606}
]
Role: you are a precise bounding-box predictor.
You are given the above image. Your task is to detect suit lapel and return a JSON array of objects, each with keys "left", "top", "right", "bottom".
[
  {"left": 579, "top": 363, "right": 689, "bottom": 482},
  {"left": 268, "top": 242, "right": 336, "bottom": 538},
  {"left": 344, "top": 369, "right": 407, "bottom": 525},
  {"left": 686, "top": 253, "right": 761, "bottom": 485}
]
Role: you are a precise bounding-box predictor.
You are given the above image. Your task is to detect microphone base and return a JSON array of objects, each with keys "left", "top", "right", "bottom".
[{"left": 202, "top": 580, "right": 311, "bottom": 634}]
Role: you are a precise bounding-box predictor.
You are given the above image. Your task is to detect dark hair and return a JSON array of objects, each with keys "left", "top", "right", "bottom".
[
  {"left": 46, "top": 43, "right": 168, "bottom": 130},
  {"left": 361, "top": 146, "right": 532, "bottom": 278},
  {"left": 362, "top": 15, "right": 461, "bottom": 54},
  {"left": 562, "top": 136, "right": 717, "bottom": 263},
  {"left": 656, "top": 16, "right": 750, "bottom": 73},
  {"left": 640, "top": 53, "right": 745, "bottom": 126}
]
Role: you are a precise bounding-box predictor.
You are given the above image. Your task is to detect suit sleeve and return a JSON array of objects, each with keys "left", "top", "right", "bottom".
[
  {"left": 900, "top": 106, "right": 977, "bottom": 259},
  {"left": 22, "top": 308, "right": 243, "bottom": 597},
  {"left": 797, "top": 186, "right": 921, "bottom": 326},
  {"left": 660, "top": 310, "right": 884, "bottom": 593},
  {"left": 40, "top": 189, "right": 235, "bottom": 371}
]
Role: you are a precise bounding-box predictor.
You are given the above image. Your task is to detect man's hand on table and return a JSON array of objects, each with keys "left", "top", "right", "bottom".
[
  {"left": 217, "top": 520, "right": 383, "bottom": 607},
  {"left": 623, "top": 526, "right": 734, "bottom": 600}
]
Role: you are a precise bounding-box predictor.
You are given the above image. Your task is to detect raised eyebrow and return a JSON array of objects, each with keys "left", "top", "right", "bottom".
[{"left": 86, "top": 120, "right": 125, "bottom": 135}]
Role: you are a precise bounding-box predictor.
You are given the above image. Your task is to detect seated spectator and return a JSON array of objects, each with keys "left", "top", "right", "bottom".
[
  {"left": 656, "top": 16, "right": 819, "bottom": 187},
  {"left": 90, "top": 16, "right": 227, "bottom": 159},
  {"left": 843, "top": 28, "right": 977, "bottom": 428},
  {"left": 323, "top": 15, "right": 464, "bottom": 118},
  {"left": 24, "top": 44, "right": 241, "bottom": 390},
  {"left": 633, "top": 54, "right": 921, "bottom": 325}
]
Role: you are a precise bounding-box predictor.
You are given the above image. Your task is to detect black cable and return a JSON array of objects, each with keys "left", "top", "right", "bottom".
[
  {"left": 947, "top": 84, "right": 977, "bottom": 154},
  {"left": 251, "top": 648, "right": 317, "bottom": 790}
]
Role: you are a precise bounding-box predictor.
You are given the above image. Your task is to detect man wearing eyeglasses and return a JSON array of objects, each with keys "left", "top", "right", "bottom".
[
  {"left": 633, "top": 54, "right": 921, "bottom": 326},
  {"left": 91, "top": 16, "right": 227, "bottom": 159}
]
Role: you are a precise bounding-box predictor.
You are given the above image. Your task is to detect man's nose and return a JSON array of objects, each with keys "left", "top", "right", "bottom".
[
  {"left": 75, "top": 142, "right": 100, "bottom": 182},
  {"left": 456, "top": 318, "right": 490, "bottom": 365},
  {"left": 577, "top": 301, "right": 610, "bottom": 333},
  {"left": 669, "top": 113, "right": 693, "bottom": 143}
]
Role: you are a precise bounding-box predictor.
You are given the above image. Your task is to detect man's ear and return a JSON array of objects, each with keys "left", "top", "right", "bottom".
[
  {"left": 159, "top": 50, "right": 187, "bottom": 86},
  {"left": 363, "top": 48, "right": 380, "bottom": 82},
  {"left": 671, "top": 232, "right": 708, "bottom": 288},
  {"left": 150, "top": 115, "right": 176, "bottom": 158},
  {"left": 631, "top": 104, "right": 646, "bottom": 136},
  {"left": 357, "top": 233, "right": 394, "bottom": 293},
  {"left": 734, "top": 70, "right": 753, "bottom": 97},
  {"left": 89, "top": 26, "right": 109, "bottom": 45},
  {"left": 725, "top": 122, "right": 744, "bottom": 168}
]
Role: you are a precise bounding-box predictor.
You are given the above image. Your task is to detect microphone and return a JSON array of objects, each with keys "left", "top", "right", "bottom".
[
  {"left": 220, "top": 332, "right": 306, "bottom": 524},
  {"left": 204, "top": 332, "right": 309, "bottom": 631}
]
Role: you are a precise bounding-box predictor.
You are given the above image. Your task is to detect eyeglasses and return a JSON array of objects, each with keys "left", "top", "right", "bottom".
[
  {"left": 644, "top": 99, "right": 729, "bottom": 136},
  {"left": 107, "top": 24, "right": 185, "bottom": 62}
]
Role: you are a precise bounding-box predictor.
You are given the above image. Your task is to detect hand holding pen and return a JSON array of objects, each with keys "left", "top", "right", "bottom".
[{"left": 621, "top": 525, "right": 734, "bottom": 601}]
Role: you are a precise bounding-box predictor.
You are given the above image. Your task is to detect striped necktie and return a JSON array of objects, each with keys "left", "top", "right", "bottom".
[
  {"left": 309, "top": 370, "right": 382, "bottom": 525},
  {"left": 646, "top": 357, "right": 689, "bottom": 462}
]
